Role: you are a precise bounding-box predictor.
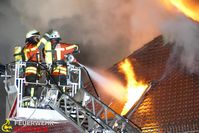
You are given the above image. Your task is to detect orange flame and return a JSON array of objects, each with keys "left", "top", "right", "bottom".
[
  {"left": 161, "top": 0, "right": 199, "bottom": 22},
  {"left": 118, "top": 59, "right": 148, "bottom": 116}
]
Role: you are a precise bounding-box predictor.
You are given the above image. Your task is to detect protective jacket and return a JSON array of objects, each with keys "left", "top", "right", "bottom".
[
  {"left": 50, "top": 43, "right": 78, "bottom": 76},
  {"left": 44, "top": 42, "right": 78, "bottom": 64},
  {"left": 23, "top": 43, "right": 41, "bottom": 78},
  {"left": 23, "top": 43, "right": 41, "bottom": 62},
  {"left": 54, "top": 43, "right": 78, "bottom": 62},
  {"left": 44, "top": 42, "right": 78, "bottom": 85}
]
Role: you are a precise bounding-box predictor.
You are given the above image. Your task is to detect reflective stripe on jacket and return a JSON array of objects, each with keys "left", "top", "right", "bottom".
[
  {"left": 23, "top": 43, "right": 40, "bottom": 62},
  {"left": 54, "top": 43, "right": 78, "bottom": 62},
  {"left": 25, "top": 66, "right": 37, "bottom": 75},
  {"left": 52, "top": 65, "right": 67, "bottom": 75},
  {"left": 44, "top": 42, "right": 78, "bottom": 65}
]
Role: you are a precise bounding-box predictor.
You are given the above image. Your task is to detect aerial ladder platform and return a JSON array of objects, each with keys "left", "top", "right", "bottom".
[{"left": 1, "top": 54, "right": 142, "bottom": 133}]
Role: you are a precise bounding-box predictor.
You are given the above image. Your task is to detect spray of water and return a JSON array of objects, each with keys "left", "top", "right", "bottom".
[{"left": 85, "top": 66, "right": 126, "bottom": 102}]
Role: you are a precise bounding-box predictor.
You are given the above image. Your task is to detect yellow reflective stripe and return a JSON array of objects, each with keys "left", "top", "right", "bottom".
[
  {"left": 41, "top": 38, "right": 47, "bottom": 44},
  {"left": 53, "top": 66, "right": 67, "bottom": 74},
  {"left": 26, "top": 66, "right": 37, "bottom": 70},
  {"left": 26, "top": 70, "right": 37, "bottom": 74},
  {"left": 24, "top": 49, "right": 29, "bottom": 61},
  {"left": 65, "top": 45, "right": 78, "bottom": 50},
  {"left": 24, "top": 49, "right": 30, "bottom": 52},
  {"left": 31, "top": 87, "right": 34, "bottom": 97},
  {"left": 37, "top": 38, "right": 47, "bottom": 47},
  {"left": 45, "top": 41, "right": 53, "bottom": 64},
  {"left": 53, "top": 69, "right": 66, "bottom": 73},
  {"left": 25, "top": 67, "right": 37, "bottom": 74},
  {"left": 24, "top": 48, "right": 30, "bottom": 61},
  {"left": 54, "top": 68, "right": 66, "bottom": 71}
]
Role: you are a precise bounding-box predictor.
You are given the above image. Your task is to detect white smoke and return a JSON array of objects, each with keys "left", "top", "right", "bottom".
[
  {"left": 0, "top": 0, "right": 198, "bottom": 73},
  {"left": 10, "top": 0, "right": 134, "bottom": 68},
  {"left": 10, "top": 0, "right": 91, "bottom": 30},
  {"left": 131, "top": 0, "right": 199, "bottom": 74},
  {"left": 161, "top": 15, "right": 199, "bottom": 74}
]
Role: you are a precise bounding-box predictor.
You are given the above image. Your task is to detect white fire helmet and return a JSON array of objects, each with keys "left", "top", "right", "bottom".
[
  {"left": 49, "top": 30, "right": 61, "bottom": 40},
  {"left": 26, "top": 29, "right": 40, "bottom": 39}
]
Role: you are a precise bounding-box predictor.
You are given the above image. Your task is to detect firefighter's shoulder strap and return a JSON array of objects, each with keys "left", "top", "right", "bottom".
[{"left": 37, "top": 36, "right": 50, "bottom": 63}]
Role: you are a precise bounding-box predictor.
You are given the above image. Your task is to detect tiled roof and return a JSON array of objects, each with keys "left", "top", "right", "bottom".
[
  {"left": 123, "top": 36, "right": 199, "bottom": 132},
  {"left": 42, "top": 35, "right": 199, "bottom": 133},
  {"left": 87, "top": 36, "right": 199, "bottom": 132}
]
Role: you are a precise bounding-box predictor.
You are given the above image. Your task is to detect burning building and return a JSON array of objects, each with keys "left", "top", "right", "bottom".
[
  {"left": 96, "top": 2, "right": 199, "bottom": 131},
  {"left": 1, "top": 0, "right": 199, "bottom": 132},
  {"left": 86, "top": 35, "right": 199, "bottom": 133},
  {"left": 2, "top": 35, "right": 199, "bottom": 133},
  {"left": 6, "top": 34, "right": 198, "bottom": 133}
]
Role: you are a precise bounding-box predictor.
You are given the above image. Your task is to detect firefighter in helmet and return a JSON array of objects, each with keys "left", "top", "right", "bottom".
[
  {"left": 22, "top": 29, "right": 41, "bottom": 106},
  {"left": 44, "top": 30, "right": 79, "bottom": 85}
]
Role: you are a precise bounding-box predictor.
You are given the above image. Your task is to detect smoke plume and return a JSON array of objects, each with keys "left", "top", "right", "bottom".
[
  {"left": 0, "top": 0, "right": 199, "bottom": 124},
  {"left": 9, "top": 0, "right": 135, "bottom": 68},
  {"left": 4, "top": 0, "right": 170, "bottom": 68},
  {"left": 0, "top": 0, "right": 199, "bottom": 71},
  {"left": 161, "top": 15, "right": 199, "bottom": 74},
  {"left": 159, "top": 0, "right": 199, "bottom": 74}
]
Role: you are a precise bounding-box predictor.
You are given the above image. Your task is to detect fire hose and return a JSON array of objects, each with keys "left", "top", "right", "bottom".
[{"left": 76, "top": 62, "right": 100, "bottom": 99}]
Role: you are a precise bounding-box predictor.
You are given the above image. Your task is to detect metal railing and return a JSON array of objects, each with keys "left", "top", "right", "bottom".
[
  {"left": 9, "top": 61, "right": 141, "bottom": 132},
  {"left": 51, "top": 82, "right": 141, "bottom": 133}
]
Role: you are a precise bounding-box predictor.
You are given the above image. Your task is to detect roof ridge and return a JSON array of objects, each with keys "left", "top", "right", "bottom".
[
  {"left": 109, "top": 35, "right": 163, "bottom": 70},
  {"left": 130, "top": 35, "right": 163, "bottom": 56}
]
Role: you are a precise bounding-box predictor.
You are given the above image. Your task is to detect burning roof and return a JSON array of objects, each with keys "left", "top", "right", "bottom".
[
  {"left": 128, "top": 36, "right": 199, "bottom": 132},
  {"left": 161, "top": 0, "right": 199, "bottom": 22},
  {"left": 87, "top": 35, "right": 199, "bottom": 132},
  {"left": 40, "top": 35, "right": 199, "bottom": 132}
]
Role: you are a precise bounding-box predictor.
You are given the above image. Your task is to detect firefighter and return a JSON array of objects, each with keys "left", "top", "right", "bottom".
[
  {"left": 22, "top": 29, "right": 41, "bottom": 106},
  {"left": 45, "top": 30, "right": 79, "bottom": 85}
]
